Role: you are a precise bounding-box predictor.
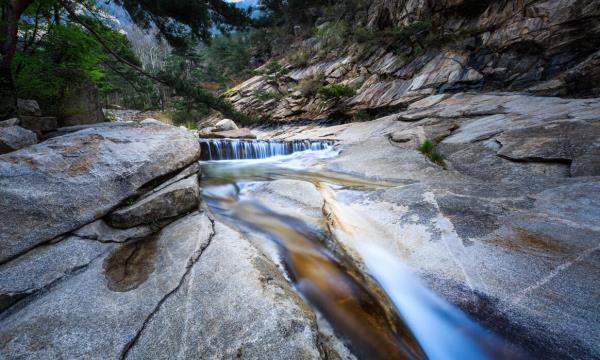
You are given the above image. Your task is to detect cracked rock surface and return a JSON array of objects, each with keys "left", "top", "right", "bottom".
[
  {"left": 0, "top": 212, "right": 213, "bottom": 359},
  {"left": 255, "top": 93, "right": 600, "bottom": 358},
  {"left": 0, "top": 122, "right": 200, "bottom": 263}
]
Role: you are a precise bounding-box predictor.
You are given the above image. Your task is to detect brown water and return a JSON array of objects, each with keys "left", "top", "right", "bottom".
[{"left": 200, "top": 147, "right": 519, "bottom": 360}]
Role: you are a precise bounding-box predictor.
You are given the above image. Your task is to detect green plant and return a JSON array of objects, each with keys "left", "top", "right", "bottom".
[
  {"left": 418, "top": 139, "right": 445, "bottom": 166},
  {"left": 352, "top": 27, "right": 376, "bottom": 43},
  {"left": 352, "top": 110, "right": 373, "bottom": 122},
  {"left": 253, "top": 90, "right": 281, "bottom": 101},
  {"left": 289, "top": 48, "right": 311, "bottom": 67},
  {"left": 318, "top": 84, "right": 356, "bottom": 99},
  {"left": 316, "top": 21, "right": 350, "bottom": 48},
  {"left": 298, "top": 74, "right": 325, "bottom": 96}
]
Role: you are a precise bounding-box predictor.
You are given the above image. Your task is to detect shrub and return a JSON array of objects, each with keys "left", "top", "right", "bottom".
[
  {"left": 418, "top": 139, "right": 445, "bottom": 166},
  {"left": 352, "top": 27, "right": 376, "bottom": 43},
  {"left": 318, "top": 84, "right": 356, "bottom": 99},
  {"left": 316, "top": 21, "right": 350, "bottom": 48},
  {"left": 298, "top": 74, "right": 325, "bottom": 96},
  {"left": 352, "top": 110, "right": 373, "bottom": 122},
  {"left": 289, "top": 48, "right": 311, "bottom": 67},
  {"left": 390, "top": 20, "right": 433, "bottom": 41},
  {"left": 253, "top": 90, "right": 281, "bottom": 101}
]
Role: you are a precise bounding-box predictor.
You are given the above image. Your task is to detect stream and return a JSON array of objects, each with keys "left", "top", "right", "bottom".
[{"left": 199, "top": 139, "right": 519, "bottom": 360}]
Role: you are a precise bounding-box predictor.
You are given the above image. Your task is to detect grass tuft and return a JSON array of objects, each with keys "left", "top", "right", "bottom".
[{"left": 418, "top": 139, "right": 445, "bottom": 167}]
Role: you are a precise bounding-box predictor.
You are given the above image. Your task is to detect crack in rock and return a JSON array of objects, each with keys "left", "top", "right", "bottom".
[{"left": 119, "top": 215, "right": 216, "bottom": 359}]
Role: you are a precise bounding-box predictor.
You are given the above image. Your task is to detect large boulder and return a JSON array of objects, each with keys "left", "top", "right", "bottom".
[
  {"left": 124, "top": 220, "right": 325, "bottom": 359},
  {"left": 17, "top": 99, "right": 42, "bottom": 116},
  {"left": 0, "top": 212, "right": 331, "bottom": 359},
  {"left": 0, "top": 122, "right": 201, "bottom": 263},
  {"left": 0, "top": 126, "right": 37, "bottom": 154},
  {"left": 107, "top": 174, "right": 201, "bottom": 229},
  {"left": 0, "top": 212, "right": 213, "bottom": 359},
  {"left": 214, "top": 118, "right": 238, "bottom": 131}
]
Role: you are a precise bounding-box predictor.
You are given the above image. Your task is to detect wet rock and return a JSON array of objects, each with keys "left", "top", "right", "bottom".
[
  {"left": 0, "top": 126, "right": 37, "bottom": 154},
  {"left": 107, "top": 174, "right": 201, "bottom": 229},
  {"left": 214, "top": 118, "right": 238, "bottom": 131},
  {"left": 17, "top": 99, "right": 41, "bottom": 116},
  {"left": 19, "top": 116, "right": 58, "bottom": 135},
  {"left": 0, "top": 212, "right": 214, "bottom": 359},
  {"left": 0, "top": 122, "right": 201, "bottom": 263},
  {"left": 125, "top": 220, "right": 325, "bottom": 359}
]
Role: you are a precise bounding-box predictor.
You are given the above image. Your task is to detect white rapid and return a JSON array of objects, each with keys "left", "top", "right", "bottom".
[{"left": 199, "top": 138, "right": 334, "bottom": 160}]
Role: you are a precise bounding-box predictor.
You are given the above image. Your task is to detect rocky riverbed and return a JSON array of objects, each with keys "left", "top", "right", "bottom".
[{"left": 0, "top": 92, "right": 599, "bottom": 359}]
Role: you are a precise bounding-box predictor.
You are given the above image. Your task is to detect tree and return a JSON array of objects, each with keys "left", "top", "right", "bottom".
[
  {"left": 1, "top": 0, "right": 34, "bottom": 119},
  {"left": 0, "top": 0, "right": 251, "bottom": 119}
]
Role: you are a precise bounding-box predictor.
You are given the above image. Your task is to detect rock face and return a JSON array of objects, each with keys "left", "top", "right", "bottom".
[
  {"left": 256, "top": 92, "right": 600, "bottom": 358},
  {"left": 124, "top": 221, "right": 324, "bottom": 359},
  {"left": 0, "top": 212, "right": 213, "bottom": 359},
  {"left": 0, "top": 126, "right": 37, "bottom": 154},
  {"left": 226, "top": 0, "right": 600, "bottom": 122},
  {"left": 0, "top": 122, "right": 200, "bottom": 263},
  {"left": 107, "top": 174, "right": 201, "bottom": 229}
]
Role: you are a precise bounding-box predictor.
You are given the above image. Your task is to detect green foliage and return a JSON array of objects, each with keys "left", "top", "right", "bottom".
[
  {"left": 253, "top": 90, "right": 280, "bottom": 101},
  {"left": 352, "top": 26, "right": 376, "bottom": 43},
  {"left": 114, "top": 0, "right": 252, "bottom": 47},
  {"left": 316, "top": 21, "right": 350, "bottom": 48},
  {"left": 197, "top": 33, "right": 253, "bottom": 84},
  {"left": 352, "top": 110, "right": 373, "bottom": 122},
  {"left": 389, "top": 20, "right": 432, "bottom": 41},
  {"left": 318, "top": 84, "right": 356, "bottom": 99},
  {"left": 14, "top": 23, "right": 108, "bottom": 105},
  {"left": 418, "top": 139, "right": 445, "bottom": 166}
]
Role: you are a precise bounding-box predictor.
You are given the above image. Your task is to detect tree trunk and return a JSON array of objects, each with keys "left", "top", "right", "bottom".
[{"left": 0, "top": 0, "right": 34, "bottom": 120}]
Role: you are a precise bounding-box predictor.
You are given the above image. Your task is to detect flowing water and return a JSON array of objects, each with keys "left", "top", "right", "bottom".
[{"left": 199, "top": 139, "right": 519, "bottom": 360}]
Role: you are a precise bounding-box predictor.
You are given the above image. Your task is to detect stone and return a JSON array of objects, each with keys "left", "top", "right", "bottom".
[
  {"left": 0, "top": 236, "right": 111, "bottom": 311},
  {"left": 214, "top": 118, "right": 238, "bottom": 131},
  {"left": 107, "top": 174, "right": 201, "bottom": 229},
  {"left": 19, "top": 115, "right": 58, "bottom": 135},
  {"left": 0, "top": 122, "right": 201, "bottom": 263},
  {"left": 73, "top": 220, "right": 158, "bottom": 243},
  {"left": 0, "top": 118, "right": 20, "bottom": 127},
  {"left": 17, "top": 99, "right": 41, "bottom": 116},
  {"left": 209, "top": 128, "right": 257, "bottom": 139},
  {"left": 0, "top": 126, "right": 37, "bottom": 154},
  {"left": 0, "top": 212, "right": 214, "bottom": 359},
  {"left": 124, "top": 220, "right": 325, "bottom": 359}
]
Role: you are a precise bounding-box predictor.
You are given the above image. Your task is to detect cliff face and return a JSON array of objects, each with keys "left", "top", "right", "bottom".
[{"left": 226, "top": 0, "right": 600, "bottom": 122}]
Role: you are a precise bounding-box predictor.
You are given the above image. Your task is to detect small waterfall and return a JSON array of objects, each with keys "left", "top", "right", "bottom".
[{"left": 200, "top": 139, "right": 334, "bottom": 160}]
